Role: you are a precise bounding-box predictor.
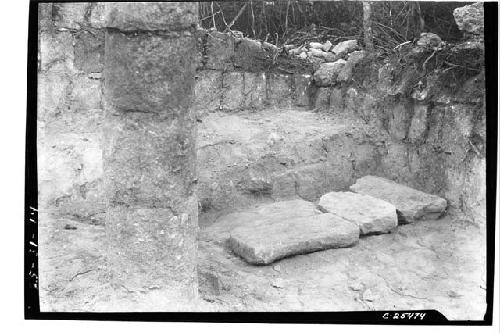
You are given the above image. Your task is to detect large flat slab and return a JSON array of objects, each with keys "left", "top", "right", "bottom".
[
  {"left": 228, "top": 213, "right": 359, "bottom": 265},
  {"left": 318, "top": 191, "right": 397, "bottom": 235},
  {"left": 349, "top": 176, "right": 447, "bottom": 223},
  {"left": 201, "top": 199, "right": 322, "bottom": 243}
]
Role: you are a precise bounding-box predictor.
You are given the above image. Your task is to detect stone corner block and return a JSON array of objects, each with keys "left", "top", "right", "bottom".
[{"left": 104, "top": 2, "right": 198, "bottom": 31}]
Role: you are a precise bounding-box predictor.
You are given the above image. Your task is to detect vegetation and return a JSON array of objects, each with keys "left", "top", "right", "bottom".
[{"left": 199, "top": 1, "right": 465, "bottom": 52}]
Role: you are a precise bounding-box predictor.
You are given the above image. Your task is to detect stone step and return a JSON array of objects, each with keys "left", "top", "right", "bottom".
[
  {"left": 228, "top": 212, "right": 359, "bottom": 265},
  {"left": 318, "top": 191, "right": 398, "bottom": 235},
  {"left": 349, "top": 176, "right": 447, "bottom": 223}
]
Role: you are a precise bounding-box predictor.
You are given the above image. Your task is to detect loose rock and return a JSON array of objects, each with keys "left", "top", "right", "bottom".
[
  {"left": 313, "top": 59, "right": 347, "bottom": 86},
  {"left": 349, "top": 176, "right": 447, "bottom": 223},
  {"left": 319, "top": 191, "right": 398, "bottom": 235},
  {"left": 228, "top": 213, "right": 359, "bottom": 265},
  {"left": 453, "top": 2, "right": 484, "bottom": 37},
  {"left": 331, "top": 40, "right": 358, "bottom": 55}
]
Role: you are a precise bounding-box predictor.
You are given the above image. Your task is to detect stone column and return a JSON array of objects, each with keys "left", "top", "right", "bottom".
[{"left": 103, "top": 3, "right": 199, "bottom": 310}]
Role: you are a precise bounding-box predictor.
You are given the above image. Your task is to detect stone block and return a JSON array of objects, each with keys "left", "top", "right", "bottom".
[
  {"left": 205, "top": 199, "right": 322, "bottom": 242},
  {"left": 313, "top": 60, "right": 347, "bottom": 87},
  {"left": 193, "top": 70, "right": 223, "bottom": 115},
  {"left": 453, "top": 2, "right": 484, "bottom": 36},
  {"left": 103, "top": 114, "right": 196, "bottom": 208},
  {"left": 106, "top": 197, "right": 198, "bottom": 295},
  {"left": 350, "top": 175, "right": 448, "bottom": 223},
  {"left": 319, "top": 191, "right": 397, "bottom": 235},
  {"left": 71, "top": 75, "right": 103, "bottom": 111},
  {"left": 89, "top": 3, "right": 105, "bottom": 28},
  {"left": 38, "top": 3, "right": 53, "bottom": 32},
  {"left": 74, "top": 30, "right": 105, "bottom": 73},
  {"left": 329, "top": 88, "right": 343, "bottom": 113},
  {"left": 266, "top": 73, "right": 292, "bottom": 108},
  {"left": 242, "top": 72, "right": 266, "bottom": 109},
  {"left": 205, "top": 31, "right": 235, "bottom": 71},
  {"left": 408, "top": 103, "right": 428, "bottom": 142},
  {"left": 228, "top": 213, "right": 359, "bottom": 264},
  {"left": 389, "top": 103, "right": 411, "bottom": 141},
  {"left": 53, "top": 2, "right": 89, "bottom": 29},
  {"left": 39, "top": 31, "right": 74, "bottom": 72},
  {"left": 312, "top": 87, "right": 331, "bottom": 110},
  {"left": 104, "top": 32, "right": 196, "bottom": 114},
  {"left": 234, "top": 38, "right": 270, "bottom": 72},
  {"left": 293, "top": 74, "right": 312, "bottom": 107},
  {"left": 221, "top": 72, "right": 244, "bottom": 111},
  {"left": 39, "top": 70, "right": 104, "bottom": 134},
  {"left": 104, "top": 2, "right": 198, "bottom": 31},
  {"left": 37, "top": 66, "right": 72, "bottom": 122},
  {"left": 38, "top": 133, "right": 103, "bottom": 206}
]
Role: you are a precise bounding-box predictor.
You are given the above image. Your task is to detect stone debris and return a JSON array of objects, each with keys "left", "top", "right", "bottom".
[
  {"left": 318, "top": 191, "right": 398, "bottom": 235},
  {"left": 453, "top": 2, "right": 484, "bottom": 37},
  {"left": 349, "top": 176, "right": 447, "bottom": 223},
  {"left": 313, "top": 59, "right": 347, "bottom": 86},
  {"left": 331, "top": 40, "right": 358, "bottom": 55},
  {"left": 228, "top": 212, "right": 359, "bottom": 265}
]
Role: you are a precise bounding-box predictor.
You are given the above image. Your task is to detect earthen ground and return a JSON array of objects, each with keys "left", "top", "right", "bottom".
[{"left": 39, "top": 212, "right": 486, "bottom": 319}]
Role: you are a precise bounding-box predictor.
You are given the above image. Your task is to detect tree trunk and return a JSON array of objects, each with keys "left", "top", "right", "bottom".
[{"left": 363, "top": 1, "right": 374, "bottom": 52}]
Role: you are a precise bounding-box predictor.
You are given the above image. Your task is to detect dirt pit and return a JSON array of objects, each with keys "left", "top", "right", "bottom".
[{"left": 39, "top": 212, "right": 486, "bottom": 319}]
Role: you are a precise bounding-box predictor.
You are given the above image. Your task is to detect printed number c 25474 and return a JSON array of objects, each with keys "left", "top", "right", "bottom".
[{"left": 382, "top": 312, "right": 426, "bottom": 320}]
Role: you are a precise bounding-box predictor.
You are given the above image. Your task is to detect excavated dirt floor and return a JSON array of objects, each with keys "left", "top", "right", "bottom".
[{"left": 39, "top": 211, "right": 486, "bottom": 319}]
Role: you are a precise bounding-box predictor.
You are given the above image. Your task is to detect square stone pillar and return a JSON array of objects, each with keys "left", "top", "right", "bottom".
[{"left": 103, "top": 2, "right": 199, "bottom": 310}]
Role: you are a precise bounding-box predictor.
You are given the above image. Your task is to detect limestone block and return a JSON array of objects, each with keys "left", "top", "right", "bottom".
[
  {"left": 453, "top": 2, "right": 484, "bottom": 36},
  {"left": 89, "top": 3, "right": 106, "bottom": 28},
  {"left": 313, "top": 60, "right": 347, "bottom": 87},
  {"left": 38, "top": 133, "right": 103, "bottom": 206},
  {"left": 74, "top": 30, "right": 105, "bottom": 73},
  {"left": 39, "top": 31, "right": 74, "bottom": 72},
  {"left": 293, "top": 74, "right": 312, "bottom": 107},
  {"left": 329, "top": 87, "right": 343, "bottom": 113},
  {"left": 53, "top": 3, "right": 89, "bottom": 29},
  {"left": 331, "top": 40, "right": 358, "bottom": 55},
  {"left": 104, "top": 32, "right": 196, "bottom": 114},
  {"left": 221, "top": 72, "right": 244, "bottom": 110},
  {"left": 193, "top": 70, "right": 223, "bottom": 114},
  {"left": 228, "top": 213, "right": 359, "bottom": 264},
  {"left": 312, "top": 87, "right": 331, "bottom": 109},
  {"left": 104, "top": 2, "right": 198, "bottom": 31},
  {"left": 205, "top": 31, "right": 235, "bottom": 71},
  {"left": 408, "top": 103, "right": 428, "bottom": 142},
  {"left": 389, "top": 103, "right": 411, "bottom": 141},
  {"left": 319, "top": 191, "right": 397, "bottom": 235},
  {"left": 266, "top": 73, "right": 293, "bottom": 108},
  {"left": 242, "top": 72, "right": 266, "bottom": 109},
  {"left": 106, "top": 197, "right": 198, "bottom": 295},
  {"left": 350, "top": 175, "right": 448, "bottom": 223},
  {"left": 234, "top": 38, "right": 269, "bottom": 71},
  {"left": 204, "top": 199, "right": 322, "bottom": 242},
  {"left": 103, "top": 114, "right": 196, "bottom": 208}
]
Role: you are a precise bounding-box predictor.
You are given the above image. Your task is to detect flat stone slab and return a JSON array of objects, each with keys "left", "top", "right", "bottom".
[
  {"left": 318, "top": 191, "right": 397, "bottom": 235},
  {"left": 349, "top": 176, "right": 447, "bottom": 223},
  {"left": 201, "top": 199, "right": 322, "bottom": 243},
  {"left": 228, "top": 213, "right": 359, "bottom": 265}
]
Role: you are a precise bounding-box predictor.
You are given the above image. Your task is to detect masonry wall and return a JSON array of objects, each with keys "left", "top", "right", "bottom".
[
  {"left": 37, "top": 4, "right": 486, "bottom": 226},
  {"left": 38, "top": 3, "right": 106, "bottom": 223}
]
